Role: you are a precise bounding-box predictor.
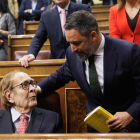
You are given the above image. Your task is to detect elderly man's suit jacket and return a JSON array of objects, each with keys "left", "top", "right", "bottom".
[
  {"left": 38, "top": 34, "right": 140, "bottom": 132},
  {"left": 27, "top": 1, "right": 91, "bottom": 59},
  {"left": 0, "top": 107, "right": 63, "bottom": 133}
]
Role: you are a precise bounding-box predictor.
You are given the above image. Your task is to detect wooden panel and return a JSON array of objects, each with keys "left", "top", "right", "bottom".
[
  {"left": 8, "top": 35, "right": 50, "bottom": 61},
  {"left": 65, "top": 88, "right": 87, "bottom": 133},
  {"left": 23, "top": 21, "right": 40, "bottom": 34},
  {"left": 93, "top": 12, "right": 109, "bottom": 19},
  {"left": 0, "top": 133, "right": 139, "bottom": 139},
  {"left": 0, "top": 60, "right": 79, "bottom": 132}
]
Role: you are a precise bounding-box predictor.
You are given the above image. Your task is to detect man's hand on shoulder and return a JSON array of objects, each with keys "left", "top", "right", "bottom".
[
  {"left": 106, "top": 112, "right": 133, "bottom": 132},
  {"left": 19, "top": 55, "right": 35, "bottom": 67}
]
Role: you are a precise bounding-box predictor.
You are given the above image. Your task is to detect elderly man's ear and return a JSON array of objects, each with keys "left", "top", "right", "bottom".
[{"left": 4, "top": 90, "right": 14, "bottom": 103}]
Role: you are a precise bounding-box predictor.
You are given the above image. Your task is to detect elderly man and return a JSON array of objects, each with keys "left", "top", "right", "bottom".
[
  {"left": 34, "top": 10, "right": 140, "bottom": 132},
  {"left": 0, "top": 70, "right": 63, "bottom": 133}
]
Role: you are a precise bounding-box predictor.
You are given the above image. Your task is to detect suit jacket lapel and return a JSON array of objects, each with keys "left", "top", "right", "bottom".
[
  {"left": 26, "top": 107, "right": 43, "bottom": 133},
  {"left": 29, "top": 0, "right": 32, "bottom": 9},
  {"left": 76, "top": 59, "right": 90, "bottom": 91},
  {"left": 67, "top": 1, "right": 76, "bottom": 18},
  {"left": 0, "top": 109, "right": 14, "bottom": 133},
  {"left": 52, "top": 6, "right": 64, "bottom": 39},
  {"left": 35, "top": 0, "right": 41, "bottom": 10},
  {"left": 104, "top": 35, "right": 118, "bottom": 94}
]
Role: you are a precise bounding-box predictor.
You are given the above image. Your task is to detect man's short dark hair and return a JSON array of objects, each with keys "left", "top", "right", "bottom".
[{"left": 64, "top": 10, "right": 99, "bottom": 37}]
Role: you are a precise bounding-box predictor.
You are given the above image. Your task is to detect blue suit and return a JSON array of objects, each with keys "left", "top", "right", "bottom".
[
  {"left": 0, "top": 107, "right": 63, "bottom": 133},
  {"left": 18, "top": 0, "right": 47, "bottom": 34},
  {"left": 27, "top": 1, "right": 91, "bottom": 59},
  {"left": 38, "top": 34, "right": 140, "bottom": 132}
]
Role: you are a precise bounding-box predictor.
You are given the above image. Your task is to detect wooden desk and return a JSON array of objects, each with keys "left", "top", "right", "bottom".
[
  {"left": 0, "top": 60, "right": 79, "bottom": 132},
  {"left": 8, "top": 35, "right": 50, "bottom": 61},
  {"left": 0, "top": 133, "right": 139, "bottom": 139}
]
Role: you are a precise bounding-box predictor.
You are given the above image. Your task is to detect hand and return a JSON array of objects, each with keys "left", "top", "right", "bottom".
[
  {"left": 14, "top": 12, "right": 18, "bottom": 19},
  {"left": 106, "top": 112, "right": 133, "bottom": 131},
  {"left": 24, "top": 9, "right": 31, "bottom": 13},
  {"left": 0, "top": 40, "right": 4, "bottom": 45},
  {"left": 40, "top": 7, "right": 45, "bottom": 11},
  {"left": 19, "top": 55, "right": 35, "bottom": 67}
]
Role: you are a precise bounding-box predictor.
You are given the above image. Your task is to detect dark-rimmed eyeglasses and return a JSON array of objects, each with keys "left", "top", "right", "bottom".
[{"left": 11, "top": 81, "right": 37, "bottom": 90}]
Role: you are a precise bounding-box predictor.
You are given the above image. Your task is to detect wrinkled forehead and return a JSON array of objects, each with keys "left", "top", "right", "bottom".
[{"left": 12, "top": 72, "right": 32, "bottom": 85}]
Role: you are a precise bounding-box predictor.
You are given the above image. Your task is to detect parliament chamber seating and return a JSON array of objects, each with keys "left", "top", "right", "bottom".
[
  {"left": 13, "top": 50, "right": 51, "bottom": 61},
  {"left": 8, "top": 34, "right": 50, "bottom": 61}
]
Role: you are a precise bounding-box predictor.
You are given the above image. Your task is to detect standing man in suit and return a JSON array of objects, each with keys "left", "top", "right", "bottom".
[
  {"left": 33, "top": 10, "right": 140, "bottom": 132},
  {"left": 0, "top": 70, "right": 63, "bottom": 133},
  {"left": 19, "top": 0, "right": 91, "bottom": 65},
  {"left": 18, "top": 0, "right": 47, "bottom": 34}
]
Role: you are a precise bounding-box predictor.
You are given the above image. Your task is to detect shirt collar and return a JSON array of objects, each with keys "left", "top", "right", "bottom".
[
  {"left": 11, "top": 107, "right": 32, "bottom": 123},
  {"left": 57, "top": 1, "right": 70, "bottom": 13}
]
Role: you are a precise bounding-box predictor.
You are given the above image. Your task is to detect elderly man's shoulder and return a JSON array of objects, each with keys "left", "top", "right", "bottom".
[{"left": 34, "top": 107, "right": 60, "bottom": 117}]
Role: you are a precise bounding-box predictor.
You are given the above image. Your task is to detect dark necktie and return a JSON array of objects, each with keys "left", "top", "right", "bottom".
[{"left": 88, "top": 54, "right": 102, "bottom": 103}]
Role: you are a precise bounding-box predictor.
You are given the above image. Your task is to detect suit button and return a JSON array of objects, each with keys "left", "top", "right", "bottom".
[{"left": 131, "top": 33, "right": 134, "bottom": 37}]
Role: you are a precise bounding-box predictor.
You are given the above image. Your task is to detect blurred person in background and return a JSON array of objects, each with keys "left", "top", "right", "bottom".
[
  {"left": 18, "top": 0, "right": 47, "bottom": 34},
  {"left": 109, "top": 0, "right": 140, "bottom": 47},
  {"left": 0, "top": 0, "right": 16, "bottom": 61},
  {"left": 7, "top": 0, "right": 19, "bottom": 33}
]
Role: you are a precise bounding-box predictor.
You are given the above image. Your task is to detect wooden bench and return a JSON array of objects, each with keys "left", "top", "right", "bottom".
[
  {"left": 8, "top": 35, "right": 50, "bottom": 61},
  {"left": 23, "top": 21, "right": 40, "bottom": 34},
  {"left": 0, "top": 133, "right": 139, "bottom": 139},
  {"left": 23, "top": 20, "right": 109, "bottom": 36},
  {"left": 0, "top": 60, "right": 79, "bottom": 133}
]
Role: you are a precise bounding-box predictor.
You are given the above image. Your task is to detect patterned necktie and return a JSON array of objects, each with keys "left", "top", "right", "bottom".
[
  {"left": 88, "top": 54, "right": 102, "bottom": 103},
  {"left": 17, "top": 115, "right": 28, "bottom": 134},
  {"left": 60, "top": 9, "right": 66, "bottom": 36}
]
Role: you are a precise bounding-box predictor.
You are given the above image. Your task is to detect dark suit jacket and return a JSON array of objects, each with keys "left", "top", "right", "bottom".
[
  {"left": 0, "top": 107, "right": 63, "bottom": 133},
  {"left": 38, "top": 34, "right": 140, "bottom": 132},
  {"left": 27, "top": 1, "right": 91, "bottom": 59},
  {"left": 18, "top": 0, "right": 47, "bottom": 34},
  {"left": 0, "top": 34, "right": 4, "bottom": 48}
]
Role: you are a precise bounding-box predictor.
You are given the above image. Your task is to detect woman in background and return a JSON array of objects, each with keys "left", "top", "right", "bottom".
[
  {"left": 109, "top": 0, "right": 140, "bottom": 47},
  {"left": 0, "top": 0, "right": 16, "bottom": 61}
]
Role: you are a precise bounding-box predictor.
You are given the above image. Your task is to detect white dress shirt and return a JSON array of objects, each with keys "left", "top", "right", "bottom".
[
  {"left": 85, "top": 33, "right": 105, "bottom": 93},
  {"left": 30, "top": 0, "right": 38, "bottom": 13},
  {"left": 11, "top": 107, "right": 32, "bottom": 133}
]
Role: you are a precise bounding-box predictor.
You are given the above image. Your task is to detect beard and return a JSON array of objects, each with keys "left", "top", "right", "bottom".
[{"left": 77, "top": 40, "right": 94, "bottom": 62}]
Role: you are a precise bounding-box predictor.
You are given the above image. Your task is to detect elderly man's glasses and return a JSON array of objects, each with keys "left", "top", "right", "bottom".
[{"left": 11, "top": 81, "right": 37, "bottom": 90}]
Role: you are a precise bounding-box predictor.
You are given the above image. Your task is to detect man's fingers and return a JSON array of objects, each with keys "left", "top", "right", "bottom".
[{"left": 19, "top": 55, "right": 34, "bottom": 67}]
